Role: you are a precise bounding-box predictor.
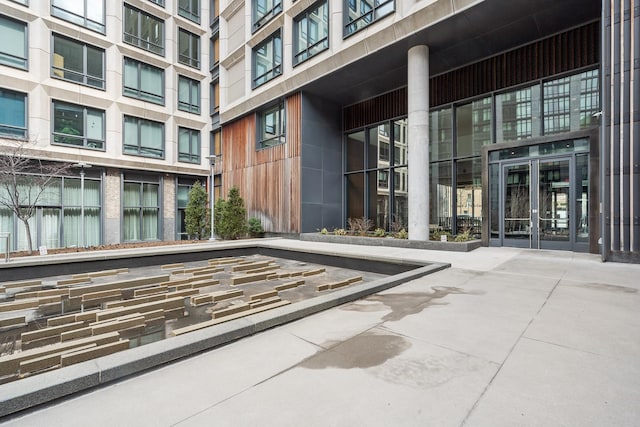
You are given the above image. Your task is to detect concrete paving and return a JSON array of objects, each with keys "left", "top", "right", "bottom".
[{"left": 1, "top": 240, "right": 639, "bottom": 426}]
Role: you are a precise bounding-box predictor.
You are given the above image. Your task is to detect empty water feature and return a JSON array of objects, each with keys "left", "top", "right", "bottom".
[{"left": 0, "top": 244, "right": 449, "bottom": 417}]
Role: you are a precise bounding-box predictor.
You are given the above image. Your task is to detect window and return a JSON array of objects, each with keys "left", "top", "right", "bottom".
[
  {"left": 178, "top": 127, "right": 201, "bottom": 163},
  {"left": 52, "top": 34, "right": 105, "bottom": 89},
  {"left": 293, "top": 1, "right": 329, "bottom": 65},
  {"left": 52, "top": 0, "right": 105, "bottom": 33},
  {"left": 0, "top": 15, "right": 27, "bottom": 69},
  {"left": 257, "top": 101, "right": 285, "bottom": 148},
  {"left": 52, "top": 101, "right": 105, "bottom": 150},
  {"left": 148, "top": 0, "right": 164, "bottom": 6},
  {"left": 178, "top": 28, "right": 200, "bottom": 68},
  {"left": 252, "top": 31, "right": 282, "bottom": 88},
  {"left": 178, "top": 75, "right": 200, "bottom": 113},
  {"left": 543, "top": 77, "right": 570, "bottom": 134},
  {"left": 123, "top": 57, "right": 164, "bottom": 104},
  {"left": 10, "top": 0, "right": 29, "bottom": 5},
  {"left": 456, "top": 97, "right": 492, "bottom": 158},
  {"left": 253, "top": 0, "right": 282, "bottom": 31},
  {"left": 210, "top": 80, "right": 219, "bottom": 114},
  {"left": 123, "top": 5, "right": 165, "bottom": 56},
  {"left": 123, "top": 116, "right": 164, "bottom": 158},
  {"left": 496, "top": 85, "right": 541, "bottom": 143},
  {"left": 0, "top": 88, "right": 27, "bottom": 139},
  {"left": 123, "top": 179, "right": 160, "bottom": 242},
  {"left": 179, "top": 0, "right": 200, "bottom": 23},
  {"left": 344, "top": 0, "right": 393, "bottom": 37}
]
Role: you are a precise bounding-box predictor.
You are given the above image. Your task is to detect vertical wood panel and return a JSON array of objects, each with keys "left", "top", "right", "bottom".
[{"left": 221, "top": 93, "right": 301, "bottom": 233}]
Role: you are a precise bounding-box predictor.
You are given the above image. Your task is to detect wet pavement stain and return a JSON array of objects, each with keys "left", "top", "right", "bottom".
[
  {"left": 300, "top": 332, "right": 411, "bottom": 370},
  {"left": 576, "top": 282, "right": 638, "bottom": 294},
  {"left": 342, "top": 286, "right": 484, "bottom": 322}
]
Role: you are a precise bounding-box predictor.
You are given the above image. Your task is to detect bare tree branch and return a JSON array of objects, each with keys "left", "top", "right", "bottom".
[{"left": 0, "top": 140, "right": 74, "bottom": 254}]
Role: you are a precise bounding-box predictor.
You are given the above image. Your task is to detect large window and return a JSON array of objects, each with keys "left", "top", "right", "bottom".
[
  {"left": 178, "top": 127, "right": 201, "bottom": 163},
  {"left": 178, "top": 28, "right": 200, "bottom": 69},
  {"left": 123, "top": 116, "right": 165, "bottom": 158},
  {"left": 496, "top": 85, "right": 541, "bottom": 143},
  {"left": 456, "top": 96, "right": 492, "bottom": 158},
  {"left": 293, "top": 1, "right": 329, "bottom": 65},
  {"left": 179, "top": 0, "right": 200, "bottom": 23},
  {"left": 252, "top": 0, "right": 282, "bottom": 31},
  {"left": 52, "top": 34, "right": 105, "bottom": 89},
  {"left": 52, "top": 0, "right": 105, "bottom": 33},
  {"left": 0, "top": 88, "right": 27, "bottom": 139},
  {"left": 52, "top": 101, "right": 105, "bottom": 150},
  {"left": 252, "top": 31, "right": 282, "bottom": 88},
  {"left": 344, "top": 0, "right": 393, "bottom": 37},
  {"left": 0, "top": 15, "right": 27, "bottom": 69},
  {"left": 257, "top": 101, "right": 285, "bottom": 148},
  {"left": 345, "top": 119, "right": 408, "bottom": 231},
  {"left": 123, "top": 57, "right": 164, "bottom": 104},
  {"left": 178, "top": 75, "right": 201, "bottom": 113},
  {"left": 543, "top": 69, "right": 600, "bottom": 134},
  {"left": 123, "top": 5, "right": 165, "bottom": 56},
  {"left": 0, "top": 174, "right": 102, "bottom": 251},
  {"left": 123, "top": 179, "right": 160, "bottom": 242}
]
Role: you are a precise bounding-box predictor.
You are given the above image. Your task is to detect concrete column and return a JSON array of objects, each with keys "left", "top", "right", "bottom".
[{"left": 407, "top": 45, "right": 430, "bottom": 240}]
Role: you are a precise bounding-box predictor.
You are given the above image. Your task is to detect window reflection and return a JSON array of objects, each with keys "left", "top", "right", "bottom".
[{"left": 456, "top": 97, "right": 491, "bottom": 157}]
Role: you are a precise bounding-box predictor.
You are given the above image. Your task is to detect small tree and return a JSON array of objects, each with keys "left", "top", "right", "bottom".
[
  {"left": 184, "top": 181, "right": 209, "bottom": 239},
  {"left": 214, "top": 186, "right": 247, "bottom": 239},
  {"left": 0, "top": 140, "right": 72, "bottom": 254}
]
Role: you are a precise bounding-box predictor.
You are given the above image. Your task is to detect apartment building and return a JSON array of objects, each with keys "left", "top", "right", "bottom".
[
  {"left": 217, "top": 0, "right": 639, "bottom": 263},
  {"left": 0, "top": 0, "right": 214, "bottom": 249},
  {"left": 1, "top": 0, "right": 638, "bottom": 263}
]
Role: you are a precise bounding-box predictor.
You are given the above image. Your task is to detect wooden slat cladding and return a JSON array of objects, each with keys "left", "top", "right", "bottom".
[
  {"left": 431, "top": 21, "right": 599, "bottom": 106},
  {"left": 221, "top": 93, "right": 301, "bottom": 233},
  {"left": 344, "top": 22, "right": 599, "bottom": 130},
  {"left": 343, "top": 89, "right": 407, "bottom": 132}
]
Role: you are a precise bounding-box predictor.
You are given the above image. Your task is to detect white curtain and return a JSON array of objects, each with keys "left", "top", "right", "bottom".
[
  {"left": 142, "top": 184, "right": 158, "bottom": 240},
  {"left": 0, "top": 208, "right": 12, "bottom": 252},
  {"left": 41, "top": 208, "right": 61, "bottom": 248}
]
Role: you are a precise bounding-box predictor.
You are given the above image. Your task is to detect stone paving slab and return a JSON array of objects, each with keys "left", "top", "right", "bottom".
[{"left": 1, "top": 242, "right": 639, "bottom": 426}]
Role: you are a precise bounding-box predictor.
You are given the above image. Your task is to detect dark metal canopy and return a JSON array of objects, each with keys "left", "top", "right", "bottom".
[{"left": 302, "top": 0, "right": 601, "bottom": 106}]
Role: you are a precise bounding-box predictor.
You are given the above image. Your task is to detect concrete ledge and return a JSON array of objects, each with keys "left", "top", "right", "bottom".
[
  {"left": 300, "top": 233, "right": 482, "bottom": 252},
  {"left": 0, "top": 257, "right": 449, "bottom": 418}
]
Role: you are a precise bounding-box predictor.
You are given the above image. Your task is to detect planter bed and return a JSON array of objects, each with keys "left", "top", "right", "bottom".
[{"left": 299, "top": 233, "right": 482, "bottom": 252}]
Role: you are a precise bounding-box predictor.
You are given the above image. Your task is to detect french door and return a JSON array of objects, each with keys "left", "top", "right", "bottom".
[{"left": 500, "top": 157, "right": 573, "bottom": 250}]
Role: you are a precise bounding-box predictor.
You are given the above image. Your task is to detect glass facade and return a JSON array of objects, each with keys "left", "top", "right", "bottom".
[
  {"left": 344, "top": 68, "right": 599, "bottom": 239},
  {"left": 345, "top": 119, "right": 408, "bottom": 231}
]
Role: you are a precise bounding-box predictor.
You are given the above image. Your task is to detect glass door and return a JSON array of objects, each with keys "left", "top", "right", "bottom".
[
  {"left": 499, "top": 157, "right": 574, "bottom": 250},
  {"left": 503, "top": 163, "right": 532, "bottom": 248},
  {"left": 538, "top": 159, "right": 571, "bottom": 249}
]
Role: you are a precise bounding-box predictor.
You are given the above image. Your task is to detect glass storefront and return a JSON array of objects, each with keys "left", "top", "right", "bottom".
[{"left": 343, "top": 68, "right": 599, "bottom": 240}]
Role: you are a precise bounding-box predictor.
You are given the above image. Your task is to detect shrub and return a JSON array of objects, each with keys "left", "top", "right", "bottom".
[
  {"left": 373, "top": 227, "right": 386, "bottom": 237},
  {"left": 320, "top": 227, "right": 328, "bottom": 235},
  {"left": 184, "top": 181, "right": 210, "bottom": 239},
  {"left": 214, "top": 186, "right": 248, "bottom": 239},
  {"left": 454, "top": 229, "right": 473, "bottom": 242},
  {"left": 248, "top": 217, "right": 264, "bottom": 237},
  {"left": 347, "top": 217, "right": 373, "bottom": 236},
  {"left": 431, "top": 229, "right": 453, "bottom": 242},
  {"left": 333, "top": 228, "right": 347, "bottom": 236},
  {"left": 395, "top": 228, "right": 408, "bottom": 239}
]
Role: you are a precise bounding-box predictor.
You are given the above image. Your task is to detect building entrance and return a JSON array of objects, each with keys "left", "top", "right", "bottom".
[{"left": 489, "top": 139, "right": 590, "bottom": 252}]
